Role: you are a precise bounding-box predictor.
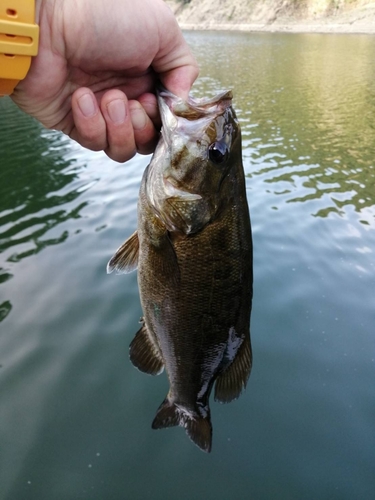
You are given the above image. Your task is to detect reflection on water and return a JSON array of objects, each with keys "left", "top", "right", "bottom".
[
  {"left": 0, "top": 103, "right": 89, "bottom": 265},
  {"left": 188, "top": 32, "right": 375, "bottom": 224},
  {"left": 0, "top": 300, "right": 12, "bottom": 321},
  {"left": 1, "top": 31, "right": 375, "bottom": 500},
  {"left": 0, "top": 101, "right": 93, "bottom": 321}
]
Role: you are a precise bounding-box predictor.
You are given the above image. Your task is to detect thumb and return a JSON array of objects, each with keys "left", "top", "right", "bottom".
[
  {"left": 151, "top": 12, "right": 199, "bottom": 99},
  {"left": 159, "top": 59, "right": 199, "bottom": 100}
]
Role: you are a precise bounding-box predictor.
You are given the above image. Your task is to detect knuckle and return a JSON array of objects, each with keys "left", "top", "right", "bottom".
[
  {"left": 79, "top": 126, "right": 103, "bottom": 145},
  {"left": 81, "top": 135, "right": 106, "bottom": 152},
  {"left": 69, "top": 128, "right": 103, "bottom": 152},
  {"left": 134, "top": 125, "right": 158, "bottom": 155},
  {"left": 74, "top": 120, "right": 107, "bottom": 151},
  {"left": 105, "top": 145, "right": 137, "bottom": 163},
  {"left": 136, "top": 137, "right": 158, "bottom": 156}
]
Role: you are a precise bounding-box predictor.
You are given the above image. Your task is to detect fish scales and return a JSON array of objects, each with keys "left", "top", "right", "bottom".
[{"left": 107, "top": 87, "right": 253, "bottom": 453}]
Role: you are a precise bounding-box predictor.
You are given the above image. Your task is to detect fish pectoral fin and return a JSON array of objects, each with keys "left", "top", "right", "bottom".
[
  {"left": 214, "top": 333, "right": 252, "bottom": 404},
  {"left": 106, "top": 230, "right": 139, "bottom": 274},
  {"left": 129, "top": 322, "right": 164, "bottom": 375},
  {"left": 152, "top": 398, "right": 212, "bottom": 453}
]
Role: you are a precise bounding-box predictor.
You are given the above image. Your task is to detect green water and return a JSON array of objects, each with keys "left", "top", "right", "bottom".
[{"left": 0, "top": 31, "right": 374, "bottom": 500}]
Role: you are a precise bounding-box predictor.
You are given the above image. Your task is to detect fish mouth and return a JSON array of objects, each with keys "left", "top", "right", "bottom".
[
  {"left": 158, "top": 87, "right": 233, "bottom": 121},
  {"left": 163, "top": 178, "right": 202, "bottom": 201},
  {"left": 157, "top": 86, "right": 234, "bottom": 144}
]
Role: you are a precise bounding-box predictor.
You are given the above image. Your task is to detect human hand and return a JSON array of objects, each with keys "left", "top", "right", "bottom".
[{"left": 11, "top": 0, "right": 199, "bottom": 162}]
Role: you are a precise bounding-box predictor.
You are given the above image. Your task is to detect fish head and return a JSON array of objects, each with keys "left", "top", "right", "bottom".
[{"left": 145, "top": 88, "right": 241, "bottom": 235}]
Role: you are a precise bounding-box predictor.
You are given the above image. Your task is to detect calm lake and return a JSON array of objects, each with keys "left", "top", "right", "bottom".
[{"left": 1, "top": 31, "right": 374, "bottom": 500}]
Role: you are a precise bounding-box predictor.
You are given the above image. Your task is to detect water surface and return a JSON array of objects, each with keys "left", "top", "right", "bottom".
[{"left": 0, "top": 31, "right": 374, "bottom": 500}]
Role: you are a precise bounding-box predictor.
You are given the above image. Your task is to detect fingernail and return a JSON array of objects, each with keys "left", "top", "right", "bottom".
[
  {"left": 130, "top": 107, "right": 147, "bottom": 131},
  {"left": 107, "top": 99, "right": 126, "bottom": 124},
  {"left": 78, "top": 93, "right": 96, "bottom": 118}
]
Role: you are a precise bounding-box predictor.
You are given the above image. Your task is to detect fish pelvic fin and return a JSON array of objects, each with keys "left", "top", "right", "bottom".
[
  {"left": 107, "top": 230, "right": 139, "bottom": 274},
  {"left": 152, "top": 398, "right": 212, "bottom": 453},
  {"left": 214, "top": 333, "right": 252, "bottom": 404},
  {"left": 129, "top": 321, "right": 164, "bottom": 375}
]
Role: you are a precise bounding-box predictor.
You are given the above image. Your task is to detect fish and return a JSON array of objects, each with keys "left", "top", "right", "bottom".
[{"left": 107, "top": 87, "right": 253, "bottom": 453}]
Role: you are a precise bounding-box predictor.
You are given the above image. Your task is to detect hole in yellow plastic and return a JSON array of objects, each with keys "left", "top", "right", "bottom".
[{"left": 6, "top": 9, "right": 17, "bottom": 17}]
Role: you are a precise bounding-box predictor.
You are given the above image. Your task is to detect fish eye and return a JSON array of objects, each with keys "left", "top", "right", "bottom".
[{"left": 208, "top": 142, "right": 228, "bottom": 164}]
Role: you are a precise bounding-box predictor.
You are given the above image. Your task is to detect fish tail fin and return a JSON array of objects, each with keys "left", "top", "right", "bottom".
[
  {"left": 152, "top": 398, "right": 212, "bottom": 453},
  {"left": 185, "top": 415, "right": 212, "bottom": 454}
]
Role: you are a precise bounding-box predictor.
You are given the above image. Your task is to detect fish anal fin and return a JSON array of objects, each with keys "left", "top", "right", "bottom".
[
  {"left": 151, "top": 398, "right": 180, "bottom": 429},
  {"left": 152, "top": 398, "right": 212, "bottom": 453},
  {"left": 129, "top": 322, "right": 164, "bottom": 375},
  {"left": 107, "top": 230, "right": 139, "bottom": 274},
  {"left": 214, "top": 334, "right": 252, "bottom": 404}
]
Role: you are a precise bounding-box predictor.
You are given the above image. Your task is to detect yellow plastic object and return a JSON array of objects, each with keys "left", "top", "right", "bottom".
[{"left": 0, "top": 0, "right": 39, "bottom": 96}]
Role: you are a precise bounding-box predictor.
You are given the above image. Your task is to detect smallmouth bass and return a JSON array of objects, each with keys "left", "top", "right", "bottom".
[{"left": 108, "top": 88, "right": 253, "bottom": 453}]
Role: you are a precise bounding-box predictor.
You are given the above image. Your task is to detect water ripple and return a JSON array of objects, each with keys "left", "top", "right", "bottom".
[
  {"left": 0, "top": 102, "right": 101, "bottom": 263},
  {"left": 188, "top": 31, "right": 375, "bottom": 227}
]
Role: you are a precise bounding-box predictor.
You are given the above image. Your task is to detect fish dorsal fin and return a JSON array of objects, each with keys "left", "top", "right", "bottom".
[
  {"left": 214, "top": 334, "right": 252, "bottom": 404},
  {"left": 107, "top": 230, "right": 139, "bottom": 274},
  {"left": 152, "top": 398, "right": 213, "bottom": 453},
  {"left": 129, "top": 322, "right": 164, "bottom": 375}
]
